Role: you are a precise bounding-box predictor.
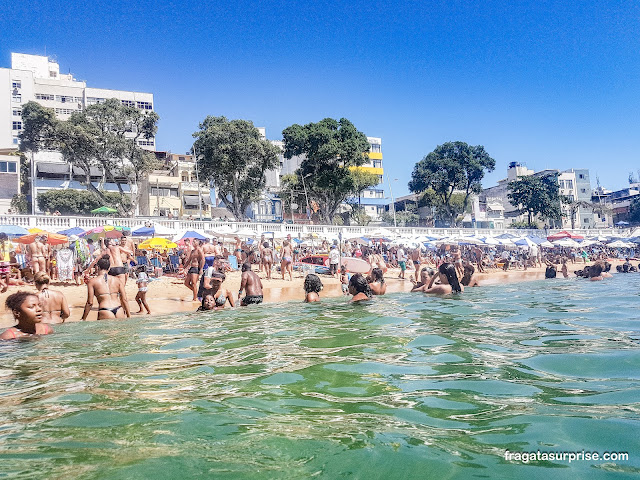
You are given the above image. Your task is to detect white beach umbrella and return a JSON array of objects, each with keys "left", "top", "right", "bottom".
[
  {"left": 540, "top": 241, "right": 554, "bottom": 248},
  {"left": 454, "top": 235, "right": 485, "bottom": 245},
  {"left": 553, "top": 238, "right": 580, "bottom": 247},
  {"left": 481, "top": 236, "right": 501, "bottom": 246},
  {"left": 234, "top": 227, "right": 258, "bottom": 237},
  {"left": 607, "top": 240, "right": 633, "bottom": 248}
]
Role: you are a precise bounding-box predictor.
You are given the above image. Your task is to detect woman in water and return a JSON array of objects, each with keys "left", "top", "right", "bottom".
[
  {"left": 303, "top": 273, "right": 323, "bottom": 302},
  {"left": 410, "top": 267, "right": 434, "bottom": 292},
  {"left": 368, "top": 267, "right": 387, "bottom": 295},
  {"left": 460, "top": 264, "right": 479, "bottom": 287},
  {"left": 201, "top": 271, "right": 235, "bottom": 309},
  {"left": 1, "top": 291, "right": 53, "bottom": 340},
  {"left": 348, "top": 273, "right": 372, "bottom": 302},
  {"left": 33, "top": 272, "right": 70, "bottom": 324},
  {"left": 423, "top": 262, "right": 463, "bottom": 294},
  {"left": 82, "top": 256, "right": 130, "bottom": 320}
]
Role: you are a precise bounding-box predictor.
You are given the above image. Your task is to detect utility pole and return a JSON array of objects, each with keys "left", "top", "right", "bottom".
[{"left": 387, "top": 177, "right": 397, "bottom": 228}]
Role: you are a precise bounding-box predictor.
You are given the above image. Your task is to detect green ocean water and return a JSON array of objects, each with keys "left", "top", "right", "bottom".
[{"left": 0, "top": 276, "right": 639, "bottom": 479}]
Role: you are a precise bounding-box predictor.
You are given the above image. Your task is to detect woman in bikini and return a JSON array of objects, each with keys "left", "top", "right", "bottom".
[
  {"left": 423, "top": 262, "right": 464, "bottom": 294},
  {"left": 367, "top": 267, "right": 387, "bottom": 295},
  {"left": 34, "top": 272, "right": 70, "bottom": 324},
  {"left": 199, "top": 271, "right": 235, "bottom": 310},
  {"left": 280, "top": 240, "right": 294, "bottom": 281},
  {"left": 261, "top": 242, "right": 274, "bottom": 279},
  {"left": 1, "top": 291, "right": 53, "bottom": 340},
  {"left": 82, "top": 256, "right": 130, "bottom": 320}
]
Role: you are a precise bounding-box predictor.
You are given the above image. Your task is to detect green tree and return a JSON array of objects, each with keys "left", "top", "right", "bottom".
[
  {"left": 409, "top": 141, "right": 495, "bottom": 225},
  {"left": 418, "top": 188, "right": 471, "bottom": 225},
  {"left": 507, "top": 173, "right": 562, "bottom": 226},
  {"left": 629, "top": 197, "right": 640, "bottom": 224},
  {"left": 193, "top": 116, "right": 280, "bottom": 220},
  {"left": 20, "top": 99, "right": 159, "bottom": 216},
  {"left": 382, "top": 203, "right": 419, "bottom": 227},
  {"left": 37, "top": 189, "right": 131, "bottom": 215},
  {"left": 282, "top": 118, "right": 371, "bottom": 224}
]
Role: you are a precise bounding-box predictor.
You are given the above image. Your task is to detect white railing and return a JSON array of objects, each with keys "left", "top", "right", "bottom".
[{"left": 0, "top": 213, "right": 630, "bottom": 238}]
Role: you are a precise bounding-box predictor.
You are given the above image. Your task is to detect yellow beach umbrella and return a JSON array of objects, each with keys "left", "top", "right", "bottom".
[
  {"left": 138, "top": 238, "right": 178, "bottom": 250},
  {"left": 28, "top": 227, "right": 44, "bottom": 234}
]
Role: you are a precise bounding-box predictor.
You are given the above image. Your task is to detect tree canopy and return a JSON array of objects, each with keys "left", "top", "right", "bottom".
[
  {"left": 37, "top": 189, "right": 131, "bottom": 215},
  {"left": 193, "top": 116, "right": 280, "bottom": 220},
  {"left": 408, "top": 141, "right": 495, "bottom": 225},
  {"left": 507, "top": 173, "right": 562, "bottom": 226},
  {"left": 282, "top": 118, "right": 373, "bottom": 224},
  {"left": 20, "top": 100, "right": 159, "bottom": 216}
]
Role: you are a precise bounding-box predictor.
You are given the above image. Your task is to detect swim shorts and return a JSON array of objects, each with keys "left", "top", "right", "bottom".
[
  {"left": 399, "top": 261, "right": 406, "bottom": 271},
  {"left": 241, "top": 295, "right": 263, "bottom": 306},
  {"left": 108, "top": 266, "right": 126, "bottom": 276},
  {"left": 188, "top": 267, "right": 200, "bottom": 275}
]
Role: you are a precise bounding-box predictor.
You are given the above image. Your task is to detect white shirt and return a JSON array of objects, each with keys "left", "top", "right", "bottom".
[
  {"left": 397, "top": 248, "right": 406, "bottom": 262},
  {"left": 329, "top": 248, "right": 340, "bottom": 264}
]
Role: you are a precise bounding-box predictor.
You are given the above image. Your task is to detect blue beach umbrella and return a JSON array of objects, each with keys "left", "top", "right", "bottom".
[
  {"left": 0, "top": 224, "right": 30, "bottom": 237},
  {"left": 179, "top": 230, "right": 207, "bottom": 241},
  {"left": 57, "top": 226, "right": 86, "bottom": 236}
]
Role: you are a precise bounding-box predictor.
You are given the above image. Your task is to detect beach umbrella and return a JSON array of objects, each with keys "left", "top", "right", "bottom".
[
  {"left": 514, "top": 237, "right": 537, "bottom": 247},
  {"left": 173, "top": 229, "right": 209, "bottom": 242},
  {"left": 234, "top": 227, "right": 257, "bottom": 237},
  {"left": 28, "top": 227, "right": 44, "bottom": 234},
  {"left": 138, "top": 238, "right": 178, "bottom": 250},
  {"left": 607, "top": 240, "right": 632, "bottom": 248},
  {"left": 455, "top": 236, "right": 485, "bottom": 245},
  {"left": 540, "top": 241, "right": 554, "bottom": 248},
  {"left": 57, "top": 226, "right": 86, "bottom": 236},
  {"left": 208, "top": 225, "right": 236, "bottom": 238},
  {"left": 132, "top": 222, "right": 176, "bottom": 237},
  {"left": 553, "top": 238, "right": 580, "bottom": 247},
  {"left": 615, "top": 221, "right": 630, "bottom": 226},
  {"left": 495, "top": 233, "right": 518, "bottom": 239},
  {"left": 91, "top": 206, "right": 118, "bottom": 214},
  {"left": 0, "top": 224, "right": 30, "bottom": 237},
  {"left": 81, "top": 225, "right": 129, "bottom": 240},
  {"left": 15, "top": 231, "right": 68, "bottom": 245},
  {"left": 479, "top": 236, "right": 500, "bottom": 245}
]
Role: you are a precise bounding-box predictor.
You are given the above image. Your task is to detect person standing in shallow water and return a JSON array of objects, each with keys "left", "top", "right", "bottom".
[
  {"left": 34, "top": 272, "right": 70, "bottom": 324},
  {"left": 303, "top": 274, "right": 323, "bottom": 302},
  {"left": 1, "top": 291, "right": 53, "bottom": 340},
  {"left": 239, "top": 263, "right": 264, "bottom": 306},
  {"left": 82, "top": 256, "right": 130, "bottom": 320}
]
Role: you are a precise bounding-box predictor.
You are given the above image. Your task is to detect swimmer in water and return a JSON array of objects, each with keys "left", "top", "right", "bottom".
[
  {"left": 1, "top": 291, "right": 53, "bottom": 340},
  {"left": 348, "top": 273, "right": 372, "bottom": 302},
  {"left": 303, "top": 273, "right": 323, "bottom": 302},
  {"left": 367, "top": 267, "right": 387, "bottom": 295},
  {"left": 423, "top": 262, "right": 463, "bottom": 294}
]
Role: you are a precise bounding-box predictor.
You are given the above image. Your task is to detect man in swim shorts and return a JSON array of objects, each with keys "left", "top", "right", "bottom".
[{"left": 239, "top": 262, "right": 264, "bottom": 306}]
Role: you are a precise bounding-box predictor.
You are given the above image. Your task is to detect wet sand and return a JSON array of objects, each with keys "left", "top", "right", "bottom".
[{"left": 0, "top": 259, "right": 627, "bottom": 328}]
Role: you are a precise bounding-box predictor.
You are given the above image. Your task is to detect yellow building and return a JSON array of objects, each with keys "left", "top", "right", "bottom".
[
  {"left": 348, "top": 136, "right": 386, "bottom": 220},
  {"left": 141, "top": 152, "right": 211, "bottom": 218}
]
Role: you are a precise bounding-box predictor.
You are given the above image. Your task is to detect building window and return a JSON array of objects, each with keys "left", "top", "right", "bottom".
[
  {"left": 136, "top": 101, "right": 153, "bottom": 110},
  {"left": 12, "top": 94, "right": 21, "bottom": 103},
  {"left": 49, "top": 71, "right": 57, "bottom": 78},
  {"left": 86, "top": 97, "right": 106, "bottom": 105},
  {"left": 12, "top": 138, "right": 19, "bottom": 145},
  {"left": 12, "top": 80, "right": 21, "bottom": 89},
  {"left": 373, "top": 160, "right": 382, "bottom": 168},
  {"left": 138, "top": 139, "right": 155, "bottom": 146},
  {"left": 179, "top": 156, "right": 185, "bottom": 161},
  {"left": 12, "top": 121, "right": 22, "bottom": 130},
  {"left": 581, "top": 188, "right": 586, "bottom": 193},
  {"left": 0, "top": 162, "right": 17, "bottom": 173},
  {"left": 35, "top": 94, "right": 55, "bottom": 101},
  {"left": 151, "top": 187, "right": 179, "bottom": 197},
  {"left": 55, "top": 108, "right": 76, "bottom": 115},
  {"left": 370, "top": 143, "right": 381, "bottom": 153},
  {"left": 12, "top": 109, "right": 21, "bottom": 116},
  {"left": 121, "top": 100, "right": 135, "bottom": 107},
  {"left": 377, "top": 175, "right": 383, "bottom": 183},
  {"left": 565, "top": 180, "right": 573, "bottom": 189},
  {"left": 579, "top": 174, "right": 584, "bottom": 179}
]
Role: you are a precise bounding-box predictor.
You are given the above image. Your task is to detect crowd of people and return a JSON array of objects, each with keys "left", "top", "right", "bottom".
[{"left": 1, "top": 229, "right": 637, "bottom": 340}]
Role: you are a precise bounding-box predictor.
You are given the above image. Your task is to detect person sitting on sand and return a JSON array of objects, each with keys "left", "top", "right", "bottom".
[
  {"left": 33, "top": 272, "right": 70, "bottom": 324},
  {"left": 303, "top": 273, "right": 323, "bottom": 302},
  {"left": 1, "top": 291, "right": 53, "bottom": 340},
  {"left": 135, "top": 265, "right": 151, "bottom": 314},
  {"left": 423, "top": 263, "right": 463, "bottom": 294},
  {"left": 348, "top": 273, "right": 372, "bottom": 302},
  {"left": 82, "top": 256, "right": 130, "bottom": 320},
  {"left": 239, "top": 263, "right": 264, "bottom": 306},
  {"left": 460, "top": 264, "right": 479, "bottom": 287},
  {"left": 367, "top": 267, "right": 387, "bottom": 295}
]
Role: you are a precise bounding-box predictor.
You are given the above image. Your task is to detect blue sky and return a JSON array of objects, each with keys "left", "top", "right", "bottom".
[{"left": 3, "top": 0, "right": 639, "bottom": 197}]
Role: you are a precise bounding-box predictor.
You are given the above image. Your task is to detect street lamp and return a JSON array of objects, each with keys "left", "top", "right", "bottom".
[
  {"left": 387, "top": 177, "right": 398, "bottom": 227},
  {"left": 192, "top": 144, "right": 203, "bottom": 220}
]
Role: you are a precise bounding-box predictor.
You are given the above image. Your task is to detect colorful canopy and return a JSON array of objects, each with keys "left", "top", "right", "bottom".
[
  {"left": 14, "top": 232, "right": 68, "bottom": 245},
  {"left": 81, "top": 225, "right": 130, "bottom": 239},
  {"left": 547, "top": 230, "right": 584, "bottom": 241}
]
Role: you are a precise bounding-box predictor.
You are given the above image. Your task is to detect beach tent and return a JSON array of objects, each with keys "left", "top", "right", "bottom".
[
  {"left": 81, "top": 225, "right": 130, "bottom": 240},
  {"left": 15, "top": 231, "right": 68, "bottom": 245},
  {"left": 57, "top": 226, "right": 86, "bottom": 236},
  {"left": 514, "top": 237, "right": 537, "bottom": 247},
  {"left": 495, "top": 233, "right": 519, "bottom": 239},
  {"left": 479, "top": 236, "right": 500, "bottom": 245},
  {"left": 547, "top": 230, "right": 584, "bottom": 241},
  {"left": 0, "top": 224, "right": 30, "bottom": 237},
  {"left": 132, "top": 222, "right": 176, "bottom": 237},
  {"left": 540, "top": 241, "right": 554, "bottom": 248}
]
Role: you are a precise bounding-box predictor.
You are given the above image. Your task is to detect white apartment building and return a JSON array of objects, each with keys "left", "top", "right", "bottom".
[{"left": 0, "top": 52, "right": 155, "bottom": 213}]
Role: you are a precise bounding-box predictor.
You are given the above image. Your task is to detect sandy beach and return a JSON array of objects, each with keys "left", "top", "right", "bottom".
[{"left": 0, "top": 259, "right": 626, "bottom": 328}]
